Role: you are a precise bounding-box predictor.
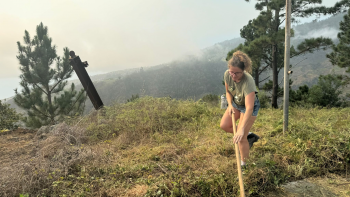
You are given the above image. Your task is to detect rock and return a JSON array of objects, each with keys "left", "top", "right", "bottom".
[
  {"left": 39, "top": 133, "right": 47, "bottom": 140},
  {"left": 37, "top": 126, "right": 50, "bottom": 135},
  {"left": 49, "top": 125, "right": 56, "bottom": 131},
  {"left": 51, "top": 122, "right": 69, "bottom": 135},
  {"left": 282, "top": 180, "right": 337, "bottom": 197}
]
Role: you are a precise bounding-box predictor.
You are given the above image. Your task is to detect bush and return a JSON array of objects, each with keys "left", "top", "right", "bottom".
[
  {"left": 127, "top": 94, "right": 139, "bottom": 103},
  {"left": 290, "top": 74, "right": 349, "bottom": 108},
  {"left": 201, "top": 94, "right": 219, "bottom": 105},
  {"left": 308, "top": 74, "right": 344, "bottom": 107},
  {"left": 0, "top": 100, "right": 21, "bottom": 130},
  {"left": 258, "top": 89, "right": 270, "bottom": 108},
  {"left": 86, "top": 96, "right": 209, "bottom": 145}
]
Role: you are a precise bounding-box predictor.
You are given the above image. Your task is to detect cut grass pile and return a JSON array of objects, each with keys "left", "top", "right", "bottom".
[{"left": 1, "top": 96, "right": 349, "bottom": 196}]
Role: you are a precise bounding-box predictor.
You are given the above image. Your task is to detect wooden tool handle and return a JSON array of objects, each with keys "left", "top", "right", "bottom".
[{"left": 232, "top": 112, "right": 245, "bottom": 197}]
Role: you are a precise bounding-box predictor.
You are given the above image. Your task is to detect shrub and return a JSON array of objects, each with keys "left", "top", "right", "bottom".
[
  {"left": 127, "top": 94, "right": 139, "bottom": 103},
  {"left": 201, "top": 94, "right": 219, "bottom": 105},
  {"left": 257, "top": 89, "right": 270, "bottom": 108},
  {"left": 87, "top": 96, "right": 209, "bottom": 145},
  {"left": 290, "top": 74, "right": 349, "bottom": 108},
  {"left": 0, "top": 100, "right": 21, "bottom": 130},
  {"left": 308, "top": 74, "right": 344, "bottom": 107}
]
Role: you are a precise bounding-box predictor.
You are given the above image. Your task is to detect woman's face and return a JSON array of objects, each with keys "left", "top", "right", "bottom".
[{"left": 228, "top": 66, "right": 244, "bottom": 82}]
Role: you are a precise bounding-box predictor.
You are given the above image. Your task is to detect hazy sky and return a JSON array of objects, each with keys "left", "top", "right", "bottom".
[{"left": 0, "top": 0, "right": 339, "bottom": 99}]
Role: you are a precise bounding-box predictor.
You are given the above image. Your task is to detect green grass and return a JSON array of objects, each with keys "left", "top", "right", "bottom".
[{"left": 4, "top": 96, "right": 350, "bottom": 197}]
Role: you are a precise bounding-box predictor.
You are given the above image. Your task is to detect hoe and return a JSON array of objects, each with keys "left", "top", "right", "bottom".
[{"left": 232, "top": 111, "right": 245, "bottom": 197}]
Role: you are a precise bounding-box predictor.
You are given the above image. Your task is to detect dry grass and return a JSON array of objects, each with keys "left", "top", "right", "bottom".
[
  {"left": 0, "top": 96, "right": 349, "bottom": 196},
  {"left": 0, "top": 117, "right": 107, "bottom": 197}
]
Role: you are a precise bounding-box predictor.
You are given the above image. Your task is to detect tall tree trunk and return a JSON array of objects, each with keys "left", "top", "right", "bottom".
[
  {"left": 254, "top": 62, "right": 260, "bottom": 87},
  {"left": 47, "top": 90, "right": 55, "bottom": 124},
  {"left": 271, "top": 9, "right": 280, "bottom": 109},
  {"left": 272, "top": 44, "right": 278, "bottom": 108}
]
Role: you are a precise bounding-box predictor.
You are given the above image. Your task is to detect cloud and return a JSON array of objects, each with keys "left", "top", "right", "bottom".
[
  {"left": 0, "top": 1, "right": 260, "bottom": 77},
  {"left": 294, "top": 27, "right": 339, "bottom": 40},
  {"left": 4, "top": 0, "right": 341, "bottom": 99}
]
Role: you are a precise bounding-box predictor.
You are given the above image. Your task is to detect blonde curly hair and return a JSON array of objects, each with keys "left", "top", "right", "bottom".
[{"left": 227, "top": 51, "right": 252, "bottom": 74}]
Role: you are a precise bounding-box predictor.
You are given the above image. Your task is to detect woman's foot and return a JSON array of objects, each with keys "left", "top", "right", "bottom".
[
  {"left": 236, "top": 164, "right": 248, "bottom": 181},
  {"left": 247, "top": 132, "right": 260, "bottom": 148}
]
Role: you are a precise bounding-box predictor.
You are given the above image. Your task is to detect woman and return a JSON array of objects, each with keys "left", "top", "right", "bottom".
[{"left": 220, "top": 51, "right": 260, "bottom": 168}]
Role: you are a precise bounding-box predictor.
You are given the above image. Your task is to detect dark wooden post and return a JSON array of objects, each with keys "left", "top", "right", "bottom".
[{"left": 69, "top": 51, "right": 104, "bottom": 110}]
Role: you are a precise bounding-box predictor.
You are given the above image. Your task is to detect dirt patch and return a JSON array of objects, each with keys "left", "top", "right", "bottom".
[
  {"left": 307, "top": 174, "right": 350, "bottom": 197},
  {"left": 267, "top": 174, "right": 350, "bottom": 197},
  {"left": 0, "top": 125, "right": 102, "bottom": 197},
  {"left": 0, "top": 128, "right": 37, "bottom": 169},
  {"left": 124, "top": 185, "right": 149, "bottom": 197},
  {"left": 282, "top": 180, "right": 337, "bottom": 197}
]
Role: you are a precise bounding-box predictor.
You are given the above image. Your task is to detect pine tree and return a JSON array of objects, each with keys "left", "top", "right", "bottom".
[
  {"left": 327, "top": 8, "right": 350, "bottom": 76},
  {"left": 226, "top": 18, "right": 277, "bottom": 88},
  {"left": 234, "top": 0, "right": 347, "bottom": 108},
  {"left": 14, "top": 22, "right": 86, "bottom": 128}
]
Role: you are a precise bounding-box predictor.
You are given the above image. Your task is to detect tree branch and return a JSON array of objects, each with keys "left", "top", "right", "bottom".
[
  {"left": 278, "top": 43, "right": 331, "bottom": 71},
  {"left": 63, "top": 89, "right": 87, "bottom": 116},
  {"left": 290, "top": 47, "right": 311, "bottom": 58},
  {"left": 32, "top": 83, "right": 48, "bottom": 95},
  {"left": 50, "top": 79, "right": 63, "bottom": 92},
  {"left": 264, "top": 59, "right": 271, "bottom": 66},
  {"left": 290, "top": 2, "right": 310, "bottom": 17},
  {"left": 259, "top": 65, "right": 270, "bottom": 75},
  {"left": 279, "top": 18, "right": 286, "bottom": 26},
  {"left": 259, "top": 76, "right": 270, "bottom": 83},
  {"left": 293, "top": 57, "right": 308, "bottom": 68},
  {"left": 32, "top": 105, "right": 51, "bottom": 119}
]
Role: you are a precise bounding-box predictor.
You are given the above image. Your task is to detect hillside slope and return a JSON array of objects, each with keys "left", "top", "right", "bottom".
[
  {"left": 5, "top": 13, "right": 349, "bottom": 114},
  {"left": 1, "top": 97, "right": 349, "bottom": 196}
]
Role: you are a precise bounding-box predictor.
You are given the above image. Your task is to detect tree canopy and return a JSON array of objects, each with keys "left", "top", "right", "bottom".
[
  {"left": 14, "top": 22, "right": 86, "bottom": 128},
  {"left": 226, "top": 0, "right": 348, "bottom": 108},
  {"left": 327, "top": 8, "right": 350, "bottom": 75}
]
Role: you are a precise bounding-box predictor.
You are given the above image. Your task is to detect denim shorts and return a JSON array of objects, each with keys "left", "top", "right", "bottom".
[{"left": 232, "top": 97, "right": 260, "bottom": 116}]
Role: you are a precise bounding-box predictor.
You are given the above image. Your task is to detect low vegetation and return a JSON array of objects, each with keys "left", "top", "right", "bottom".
[
  {"left": 0, "top": 100, "right": 21, "bottom": 131},
  {"left": 1, "top": 97, "right": 349, "bottom": 196},
  {"left": 289, "top": 74, "right": 350, "bottom": 108}
]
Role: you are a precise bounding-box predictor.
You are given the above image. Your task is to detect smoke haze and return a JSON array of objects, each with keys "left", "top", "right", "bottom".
[{"left": 0, "top": 0, "right": 340, "bottom": 99}]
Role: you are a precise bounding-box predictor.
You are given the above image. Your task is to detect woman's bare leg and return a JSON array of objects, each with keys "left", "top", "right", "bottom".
[
  {"left": 237, "top": 113, "right": 257, "bottom": 162},
  {"left": 220, "top": 106, "right": 241, "bottom": 133}
]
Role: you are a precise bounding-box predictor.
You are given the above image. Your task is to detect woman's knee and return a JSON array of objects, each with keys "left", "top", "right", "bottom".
[
  {"left": 238, "top": 138, "right": 248, "bottom": 144},
  {"left": 220, "top": 122, "right": 232, "bottom": 132},
  {"left": 238, "top": 139, "right": 249, "bottom": 147},
  {"left": 219, "top": 122, "right": 225, "bottom": 130}
]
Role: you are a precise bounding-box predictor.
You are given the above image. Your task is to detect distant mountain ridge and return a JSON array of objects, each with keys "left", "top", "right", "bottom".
[{"left": 5, "top": 13, "right": 349, "bottom": 114}]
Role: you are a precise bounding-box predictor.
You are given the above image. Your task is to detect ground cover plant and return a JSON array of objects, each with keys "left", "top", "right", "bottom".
[
  {"left": 1, "top": 96, "right": 349, "bottom": 196},
  {"left": 0, "top": 100, "right": 21, "bottom": 131}
]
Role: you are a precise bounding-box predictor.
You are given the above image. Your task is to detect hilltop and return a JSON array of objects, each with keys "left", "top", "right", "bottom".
[{"left": 1, "top": 97, "right": 349, "bottom": 196}]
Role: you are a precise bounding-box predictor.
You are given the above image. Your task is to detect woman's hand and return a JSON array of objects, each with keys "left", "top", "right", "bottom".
[
  {"left": 233, "top": 127, "right": 245, "bottom": 144},
  {"left": 228, "top": 105, "right": 234, "bottom": 116}
]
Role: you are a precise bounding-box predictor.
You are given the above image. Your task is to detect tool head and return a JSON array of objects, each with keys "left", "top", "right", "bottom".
[{"left": 69, "top": 51, "right": 76, "bottom": 58}]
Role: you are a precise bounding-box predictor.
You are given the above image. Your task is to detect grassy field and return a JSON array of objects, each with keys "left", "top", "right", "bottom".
[{"left": 1, "top": 97, "right": 350, "bottom": 196}]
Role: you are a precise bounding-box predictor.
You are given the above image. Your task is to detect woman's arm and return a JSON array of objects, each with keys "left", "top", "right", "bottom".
[
  {"left": 239, "top": 91, "right": 255, "bottom": 129},
  {"left": 233, "top": 91, "right": 255, "bottom": 143},
  {"left": 225, "top": 82, "right": 233, "bottom": 107}
]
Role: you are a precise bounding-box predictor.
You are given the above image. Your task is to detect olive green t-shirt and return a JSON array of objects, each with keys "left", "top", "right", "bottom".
[{"left": 224, "top": 70, "right": 258, "bottom": 106}]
